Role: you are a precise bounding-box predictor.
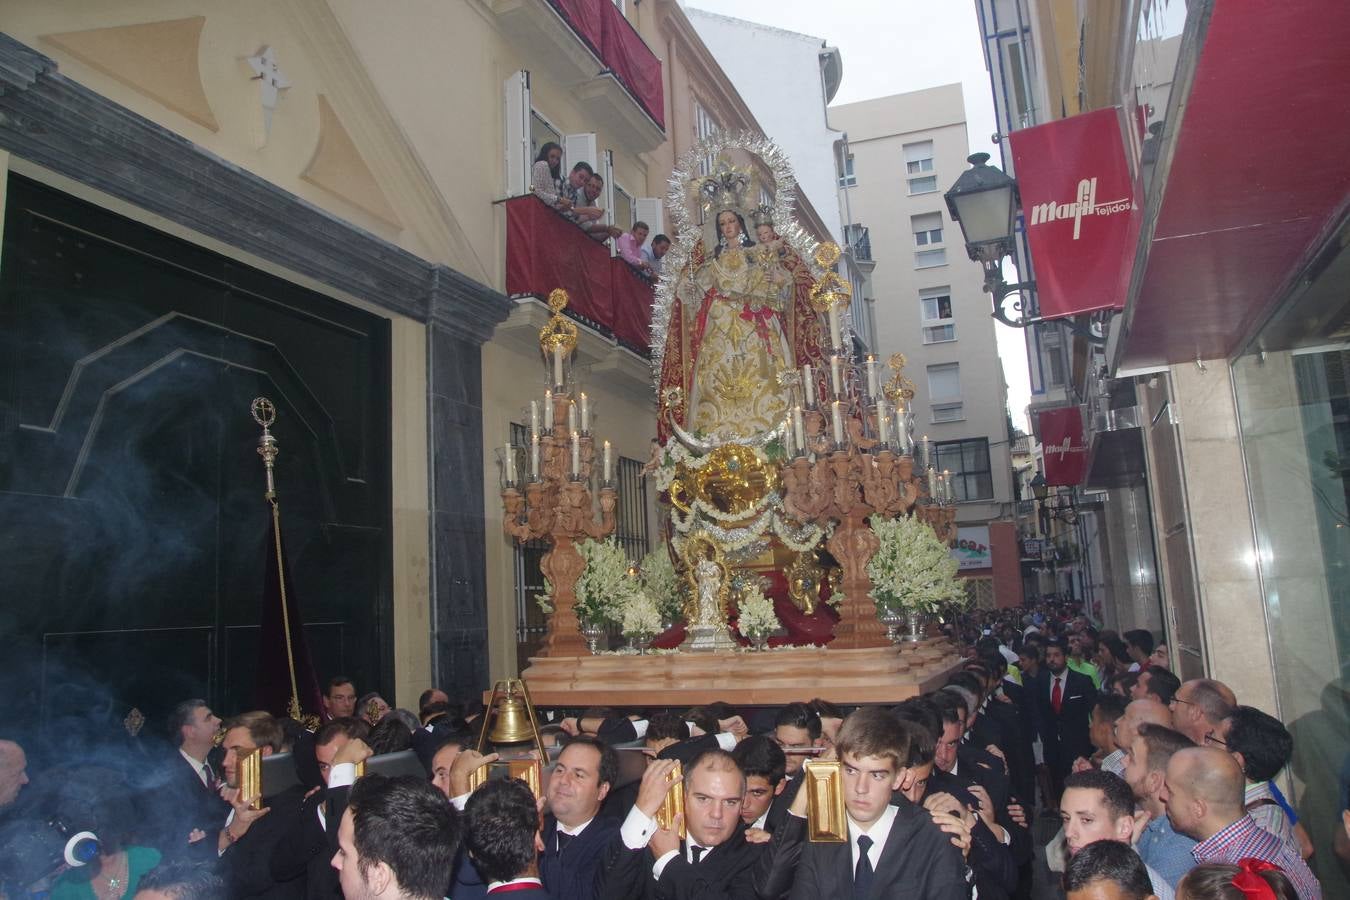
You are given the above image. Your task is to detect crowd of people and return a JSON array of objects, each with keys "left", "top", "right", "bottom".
[
  {"left": 530, "top": 142, "right": 669, "bottom": 280},
  {"left": 0, "top": 603, "right": 1343, "bottom": 900}
]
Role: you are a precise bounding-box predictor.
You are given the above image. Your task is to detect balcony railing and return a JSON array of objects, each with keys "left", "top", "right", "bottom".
[
  {"left": 546, "top": 0, "right": 664, "bottom": 129},
  {"left": 844, "top": 223, "right": 872, "bottom": 262},
  {"left": 505, "top": 195, "right": 653, "bottom": 354}
]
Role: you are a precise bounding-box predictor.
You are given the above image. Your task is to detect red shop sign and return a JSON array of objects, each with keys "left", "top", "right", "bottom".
[
  {"left": 1009, "top": 107, "right": 1140, "bottom": 319},
  {"left": 1039, "top": 406, "right": 1089, "bottom": 486}
]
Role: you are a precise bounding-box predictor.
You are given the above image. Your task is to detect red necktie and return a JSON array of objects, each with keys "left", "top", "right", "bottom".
[{"left": 1051, "top": 676, "right": 1063, "bottom": 715}]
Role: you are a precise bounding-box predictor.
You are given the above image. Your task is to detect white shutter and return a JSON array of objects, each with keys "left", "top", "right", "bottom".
[
  {"left": 503, "top": 70, "right": 531, "bottom": 197},
  {"left": 563, "top": 133, "right": 597, "bottom": 179},
  {"left": 926, "top": 363, "right": 962, "bottom": 401},
  {"left": 635, "top": 198, "right": 664, "bottom": 246},
  {"left": 603, "top": 150, "right": 617, "bottom": 257}
]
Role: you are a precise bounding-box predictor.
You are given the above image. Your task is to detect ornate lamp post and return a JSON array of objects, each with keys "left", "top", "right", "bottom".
[{"left": 499, "top": 290, "right": 618, "bottom": 657}]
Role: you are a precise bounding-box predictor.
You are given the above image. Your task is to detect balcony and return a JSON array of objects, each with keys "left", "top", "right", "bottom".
[
  {"left": 502, "top": 196, "right": 654, "bottom": 388},
  {"left": 492, "top": 0, "right": 665, "bottom": 149},
  {"left": 844, "top": 223, "right": 872, "bottom": 263}
]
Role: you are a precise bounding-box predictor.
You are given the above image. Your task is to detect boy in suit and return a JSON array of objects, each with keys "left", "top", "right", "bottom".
[
  {"left": 465, "top": 778, "right": 551, "bottom": 899},
  {"left": 331, "top": 773, "right": 461, "bottom": 900},
  {"left": 760, "top": 707, "right": 971, "bottom": 900}
]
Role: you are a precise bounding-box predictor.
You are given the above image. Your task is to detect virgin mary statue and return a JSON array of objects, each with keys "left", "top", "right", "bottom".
[{"left": 655, "top": 151, "right": 828, "bottom": 444}]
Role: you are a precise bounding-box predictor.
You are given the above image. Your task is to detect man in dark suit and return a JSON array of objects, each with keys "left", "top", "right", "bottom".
[
  {"left": 541, "top": 736, "right": 623, "bottom": 900},
  {"left": 731, "top": 737, "right": 787, "bottom": 836},
  {"left": 601, "top": 751, "right": 765, "bottom": 900},
  {"left": 270, "top": 717, "right": 370, "bottom": 898},
  {"left": 332, "top": 773, "right": 461, "bottom": 900},
  {"left": 1036, "top": 638, "right": 1098, "bottom": 801},
  {"left": 149, "top": 698, "right": 230, "bottom": 861},
  {"left": 758, "top": 708, "right": 969, "bottom": 900},
  {"left": 766, "top": 703, "right": 825, "bottom": 826},
  {"left": 465, "top": 777, "right": 554, "bottom": 899},
  {"left": 218, "top": 711, "right": 306, "bottom": 898}
]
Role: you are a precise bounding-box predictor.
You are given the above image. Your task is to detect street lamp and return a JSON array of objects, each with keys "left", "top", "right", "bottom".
[
  {"left": 1029, "top": 472, "right": 1048, "bottom": 502},
  {"left": 944, "top": 153, "right": 1105, "bottom": 343}
]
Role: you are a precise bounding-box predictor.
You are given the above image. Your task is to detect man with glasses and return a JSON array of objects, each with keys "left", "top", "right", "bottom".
[{"left": 1167, "top": 679, "right": 1235, "bottom": 747}]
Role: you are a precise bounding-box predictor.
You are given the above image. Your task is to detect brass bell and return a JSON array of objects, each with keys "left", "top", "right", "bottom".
[{"left": 477, "top": 679, "right": 545, "bottom": 758}]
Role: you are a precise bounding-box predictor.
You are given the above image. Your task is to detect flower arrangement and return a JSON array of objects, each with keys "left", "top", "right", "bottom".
[
  {"left": 535, "top": 537, "right": 638, "bottom": 626},
  {"left": 866, "top": 515, "right": 966, "bottom": 615},
  {"left": 620, "top": 590, "right": 664, "bottom": 639},
  {"left": 737, "top": 581, "right": 780, "bottom": 640},
  {"left": 638, "top": 548, "right": 683, "bottom": 624}
]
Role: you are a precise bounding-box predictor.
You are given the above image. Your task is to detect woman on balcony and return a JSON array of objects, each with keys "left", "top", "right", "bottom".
[{"left": 530, "top": 142, "right": 570, "bottom": 211}]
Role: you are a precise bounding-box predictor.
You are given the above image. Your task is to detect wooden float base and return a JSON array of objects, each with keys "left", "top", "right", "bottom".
[{"left": 512, "top": 638, "right": 965, "bottom": 707}]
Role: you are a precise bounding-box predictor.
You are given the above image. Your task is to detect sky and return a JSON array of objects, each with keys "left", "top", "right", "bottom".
[{"left": 684, "top": 0, "right": 1034, "bottom": 429}]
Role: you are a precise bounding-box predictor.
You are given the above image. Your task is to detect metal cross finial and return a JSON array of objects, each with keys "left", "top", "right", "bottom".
[{"left": 252, "top": 397, "right": 279, "bottom": 497}]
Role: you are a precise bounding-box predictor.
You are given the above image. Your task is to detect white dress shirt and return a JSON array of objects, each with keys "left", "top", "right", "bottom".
[
  {"left": 180, "top": 748, "right": 212, "bottom": 788},
  {"left": 316, "top": 762, "right": 357, "bottom": 831},
  {"left": 847, "top": 804, "right": 899, "bottom": 874}
]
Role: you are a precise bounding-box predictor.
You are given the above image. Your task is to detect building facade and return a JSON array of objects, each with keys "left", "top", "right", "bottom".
[
  {"left": 830, "top": 85, "right": 1019, "bottom": 609},
  {"left": 970, "top": 0, "right": 1350, "bottom": 889}
]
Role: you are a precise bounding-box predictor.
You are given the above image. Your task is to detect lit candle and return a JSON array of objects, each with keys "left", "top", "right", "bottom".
[
  {"left": 571, "top": 431, "right": 581, "bottom": 477},
  {"left": 793, "top": 405, "right": 806, "bottom": 452},
  {"left": 866, "top": 355, "right": 878, "bottom": 399},
  {"left": 529, "top": 400, "right": 540, "bottom": 441},
  {"left": 920, "top": 434, "right": 930, "bottom": 469},
  {"left": 552, "top": 344, "right": 564, "bottom": 388},
  {"left": 567, "top": 400, "right": 577, "bottom": 434},
  {"left": 877, "top": 399, "right": 890, "bottom": 449},
  {"left": 504, "top": 445, "right": 517, "bottom": 485},
  {"left": 831, "top": 401, "right": 845, "bottom": 446},
  {"left": 943, "top": 470, "right": 954, "bottom": 502},
  {"left": 530, "top": 435, "right": 540, "bottom": 479},
  {"left": 828, "top": 304, "right": 841, "bottom": 350},
  {"left": 603, "top": 440, "right": 613, "bottom": 483},
  {"left": 895, "top": 407, "right": 909, "bottom": 451},
  {"left": 580, "top": 392, "right": 590, "bottom": 433},
  {"left": 544, "top": 390, "right": 554, "bottom": 431},
  {"left": 830, "top": 356, "right": 843, "bottom": 398},
  {"left": 928, "top": 466, "right": 939, "bottom": 498},
  {"left": 801, "top": 364, "right": 815, "bottom": 408}
]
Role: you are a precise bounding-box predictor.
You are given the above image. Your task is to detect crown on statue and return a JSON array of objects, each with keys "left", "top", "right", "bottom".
[
  {"left": 749, "top": 205, "right": 775, "bottom": 228},
  {"left": 698, "top": 158, "right": 755, "bottom": 211}
]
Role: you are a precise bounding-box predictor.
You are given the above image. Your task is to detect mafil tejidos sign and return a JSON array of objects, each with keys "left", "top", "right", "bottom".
[
  {"left": 952, "top": 526, "right": 992, "bottom": 571},
  {"left": 1008, "top": 107, "right": 1140, "bottom": 319},
  {"left": 1039, "top": 406, "right": 1089, "bottom": 486}
]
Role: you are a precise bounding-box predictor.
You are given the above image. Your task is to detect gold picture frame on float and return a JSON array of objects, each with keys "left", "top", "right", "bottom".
[
  {"left": 654, "top": 761, "right": 686, "bottom": 840},
  {"left": 238, "top": 747, "right": 263, "bottom": 811},
  {"left": 468, "top": 757, "right": 543, "bottom": 801},
  {"left": 804, "top": 759, "right": 847, "bottom": 842}
]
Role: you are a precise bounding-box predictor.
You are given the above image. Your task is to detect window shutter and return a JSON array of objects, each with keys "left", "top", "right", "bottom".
[
  {"left": 564, "top": 133, "right": 597, "bottom": 179},
  {"left": 635, "top": 198, "right": 664, "bottom": 246},
  {"left": 503, "top": 70, "right": 531, "bottom": 197}
]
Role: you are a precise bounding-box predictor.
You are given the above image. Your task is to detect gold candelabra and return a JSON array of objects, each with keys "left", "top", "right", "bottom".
[
  {"left": 500, "top": 290, "right": 618, "bottom": 658},
  {"left": 781, "top": 340, "right": 958, "bottom": 650}
]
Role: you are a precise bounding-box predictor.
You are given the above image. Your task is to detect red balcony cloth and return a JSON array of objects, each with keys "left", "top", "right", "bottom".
[
  {"left": 506, "top": 196, "right": 613, "bottom": 327},
  {"left": 549, "top": 0, "right": 604, "bottom": 57},
  {"left": 609, "top": 257, "right": 654, "bottom": 350},
  {"left": 599, "top": 2, "right": 665, "bottom": 128}
]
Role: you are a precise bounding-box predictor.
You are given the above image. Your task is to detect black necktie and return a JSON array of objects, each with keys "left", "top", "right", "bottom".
[
  {"left": 556, "top": 830, "right": 573, "bottom": 854},
  {"left": 854, "top": 834, "right": 874, "bottom": 899},
  {"left": 690, "top": 845, "right": 705, "bottom": 864}
]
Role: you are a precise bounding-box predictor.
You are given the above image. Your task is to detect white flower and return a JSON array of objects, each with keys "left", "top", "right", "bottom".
[
  {"left": 620, "top": 590, "right": 664, "bottom": 638},
  {"left": 737, "top": 583, "right": 779, "bottom": 638},
  {"left": 639, "top": 548, "right": 683, "bottom": 623},
  {"left": 866, "top": 515, "right": 966, "bottom": 615}
]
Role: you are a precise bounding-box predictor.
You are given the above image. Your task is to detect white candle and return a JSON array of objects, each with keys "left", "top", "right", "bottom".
[
  {"left": 603, "top": 440, "right": 613, "bottom": 483},
  {"left": 920, "top": 434, "right": 929, "bottom": 468},
  {"left": 580, "top": 393, "right": 590, "bottom": 432},
  {"left": 504, "top": 445, "right": 517, "bottom": 485},
  {"left": 571, "top": 431, "right": 581, "bottom": 477},
  {"left": 783, "top": 420, "right": 795, "bottom": 458},
  {"left": 928, "top": 466, "right": 939, "bottom": 498},
  {"left": 877, "top": 399, "right": 890, "bottom": 448},
  {"left": 529, "top": 400, "right": 540, "bottom": 441},
  {"left": 801, "top": 364, "right": 815, "bottom": 408},
  {"left": 544, "top": 390, "right": 554, "bottom": 431},
  {"left": 895, "top": 407, "right": 909, "bottom": 451},
  {"left": 567, "top": 400, "right": 577, "bottom": 434},
  {"left": 831, "top": 401, "right": 844, "bottom": 446},
  {"left": 552, "top": 344, "right": 564, "bottom": 388},
  {"left": 793, "top": 406, "right": 806, "bottom": 452},
  {"left": 943, "top": 470, "right": 954, "bottom": 502},
  {"left": 530, "top": 435, "right": 540, "bottom": 479},
  {"left": 866, "top": 355, "right": 878, "bottom": 399},
  {"left": 830, "top": 356, "right": 843, "bottom": 397},
  {"left": 828, "top": 305, "right": 841, "bottom": 350}
]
